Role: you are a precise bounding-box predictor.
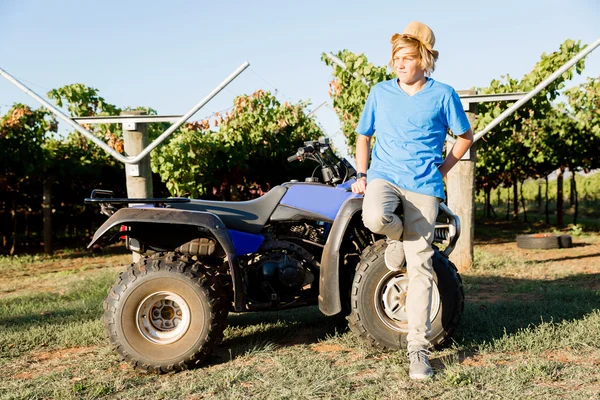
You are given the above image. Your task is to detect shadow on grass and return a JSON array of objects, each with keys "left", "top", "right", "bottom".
[
  {"left": 524, "top": 251, "right": 599, "bottom": 264},
  {"left": 473, "top": 217, "right": 598, "bottom": 245},
  {"left": 3, "top": 270, "right": 598, "bottom": 369},
  {"left": 0, "top": 282, "right": 109, "bottom": 330},
  {"left": 455, "top": 273, "right": 600, "bottom": 347},
  {"left": 1, "top": 242, "right": 129, "bottom": 260},
  {"left": 211, "top": 272, "right": 599, "bottom": 365},
  {"left": 0, "top": 307, "right": 102, "bottom": 330},
  {"left": 211, "top": 306, "right": 343, "bottom": 363},
  {"left": 474, "top": 218, "right": 548, "bottom": 245},
  {"left": 50, "top": 243, "right": 130, "bottom": 260}
]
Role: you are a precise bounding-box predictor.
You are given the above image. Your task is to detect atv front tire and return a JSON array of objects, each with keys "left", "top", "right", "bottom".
[
  {"left": 347, "top": 240, "right": 463, "bottom": 350},
  {"left": 104, "top": 252, "right": 228, "bottom": 373}
]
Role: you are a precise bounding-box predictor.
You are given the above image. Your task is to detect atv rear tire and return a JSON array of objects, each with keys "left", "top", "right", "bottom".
[
  {"left": 104, "top": 252, "right": 228, "bottom": 373},
  {"left": 347, "top": 240, "right": 463, "bottom": 350}
]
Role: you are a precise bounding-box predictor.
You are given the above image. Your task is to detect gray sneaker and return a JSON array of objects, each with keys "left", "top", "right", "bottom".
[
  {"left": 384, "top": 239, "right": 406, "bottom": 271},
  {"left": 408, "top": 348, "right": 433, "bottom": 380}
]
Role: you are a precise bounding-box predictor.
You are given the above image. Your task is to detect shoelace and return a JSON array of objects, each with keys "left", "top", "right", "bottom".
[{"left": 408, "top": 348, "right": 431, "bottom": 364}]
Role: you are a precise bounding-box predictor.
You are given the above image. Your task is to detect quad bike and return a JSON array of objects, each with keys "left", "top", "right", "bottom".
[{"left": 86, "top": 137, "right": 463, "bottom": 373}]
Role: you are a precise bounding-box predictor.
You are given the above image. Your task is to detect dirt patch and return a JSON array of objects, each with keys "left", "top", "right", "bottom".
[
  {"left": 0, "top": 250, "right": 130, "bottom": 299},
  {"left": 351, "top": 368, "right": 379, "bottom": 380},
  {"left": 466, "top": 235, "right": 600, "bottom": 303},
  {"left": 13, "top": 372, "right": 34, "bottom": 380},
  {"left": 466, "top": 280, "right": 545, "bottom": 304},
  {"left": 458, "top": 349, "right": 600, "bottom": 370},
  {"left": 119, "top": 362, "right": 131, "bottom": 371},
  {"left": 311, "top": 343, "right": 346, "bottom": 353},
  {"left": 459, "top": 353, "right": 519, "bottom": 368},
  {"left": 477, "top": 236, "right": 600, "bottom": 276},
  {"left": 458, "top": 351, "right": 537, "bottom": 371},
  {"left": 534, "top": 381, "right": 600, "bottom": 393},
  {"left": 9, "top": 346, "right": 100, "bottom": 380},
  {"left": 277, "top": 329, "right": 324, "bottom": 347},
  {"left": 542, "top": 349, "right": 600, "bottom": 366},
  {"left": 332, "top": 350, "right": 364, "bottom": 367},
  {"left": 459, "top": 354, "right": 486, "bottom": 367},
  {"left": 32, "top": 346, "right": 97, "bottom": 362},
  {"left": 468, "top": 291, "right": 544, "bottom": 305}
]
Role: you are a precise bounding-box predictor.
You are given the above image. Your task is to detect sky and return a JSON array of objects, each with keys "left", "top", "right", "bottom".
[{"left": 1, "top": 0, "right": 599, "bottom": 160}]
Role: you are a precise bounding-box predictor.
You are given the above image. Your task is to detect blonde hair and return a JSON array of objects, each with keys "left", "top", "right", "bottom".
[{"left": 389, "top": 34, "right": 439, "bottom": 76}]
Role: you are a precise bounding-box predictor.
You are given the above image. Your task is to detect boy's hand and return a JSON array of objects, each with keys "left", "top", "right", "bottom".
[{"left": 351, "top": 177, "right": 367, "bottom": 194}]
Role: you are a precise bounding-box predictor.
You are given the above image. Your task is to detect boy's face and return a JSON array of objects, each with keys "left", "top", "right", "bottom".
[{"left": 392, "top": 47, "right": 425, "bottom": 84}]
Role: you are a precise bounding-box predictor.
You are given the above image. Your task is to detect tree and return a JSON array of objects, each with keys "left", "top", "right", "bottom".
[
  {"left": 152, "top": 90, "right": 323, "bottom": 199},
  {"left": 565, "top": 76, "right": 600, "bottom": 148},
  {"left": 321, "top": 50, "right": 393, "bottom": 152},
  {"left": 473, "top": 39, "right": 587, "bottom": 222},
  {"left": 0, "top": 104, "right": 57, "bottom": 254},
  {"left": 47, "top": 84, "right": 125, "bottom": 162},
  {"left": 560, "top": 76, "right": 600, "bottom": 224}
]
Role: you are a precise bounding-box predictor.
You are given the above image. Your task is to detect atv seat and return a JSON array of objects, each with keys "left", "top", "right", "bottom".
[{"left": 168, "top": 186, "right": 288, "bottom": 234}]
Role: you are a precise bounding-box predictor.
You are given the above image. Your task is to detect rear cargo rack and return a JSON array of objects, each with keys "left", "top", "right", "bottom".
[
  {"left": 84, "top": 198, "right": 191, "bottom": 204},
  {"left": 85, "top": 189, "right": 190, "bottom": 216},
  {"left": 85, "top": 189, "right": 190, "bottom": 204}
]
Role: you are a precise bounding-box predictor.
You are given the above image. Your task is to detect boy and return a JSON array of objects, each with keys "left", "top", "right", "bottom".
[{"left": 350, "top": 21, "right": 473, "bottom": 380}]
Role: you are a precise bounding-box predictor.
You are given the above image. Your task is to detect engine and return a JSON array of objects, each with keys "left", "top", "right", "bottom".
[{"left": 244, "top": 248, "right": 315, "bottom": 305}]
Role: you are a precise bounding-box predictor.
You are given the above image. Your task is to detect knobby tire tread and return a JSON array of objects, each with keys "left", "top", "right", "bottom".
[
  {"left": 347, "top": 239, "right": 464, "bottom": 351},
  {"left": 103, "top": 252, "right": 228, "bottom": 373}
]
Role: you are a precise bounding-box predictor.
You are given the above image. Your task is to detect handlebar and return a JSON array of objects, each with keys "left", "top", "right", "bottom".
[
  {"left": 286, "top": 137, "right": 356, "bottom": 185},
  {"left": 288, "top": 145, "right": 316, "bottom": 162}
]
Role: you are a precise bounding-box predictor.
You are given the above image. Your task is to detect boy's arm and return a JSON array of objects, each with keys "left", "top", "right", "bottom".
[
  {"left": 438, "top": 128, "right": 474, "bottom": 177},
  {"left": 351, "top": 134, "right": 371, "bottom": 194},
  {"left": 355, "top": 134, "right": 371, "bottom": 175}
]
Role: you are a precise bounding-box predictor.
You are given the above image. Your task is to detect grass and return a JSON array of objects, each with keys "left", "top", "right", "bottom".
[{"left": 1, "top": 233, "right": 600, "bottom": 399}]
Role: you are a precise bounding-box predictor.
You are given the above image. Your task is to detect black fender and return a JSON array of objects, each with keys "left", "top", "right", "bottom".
[
  {"left": 88, "top": 207, "right": 245, "bottom": 311},
  {"left": 319, "top": 197, "right": 363, "bottom": 316}
]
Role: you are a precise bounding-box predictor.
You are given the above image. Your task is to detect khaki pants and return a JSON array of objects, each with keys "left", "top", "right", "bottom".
[{"left": 362, "top": 178, "right": 440, "bottom": 351}]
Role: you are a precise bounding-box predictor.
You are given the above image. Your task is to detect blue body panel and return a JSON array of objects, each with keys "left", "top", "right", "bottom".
[
  {"left": 337, "top": 178, "right": 356, "bottom": 192},
  {"left": 229, "top": 229, "right": 264, "bottom": 256},
  {"left": 280, "top": 183, "right": 361, "bottom": 221}
]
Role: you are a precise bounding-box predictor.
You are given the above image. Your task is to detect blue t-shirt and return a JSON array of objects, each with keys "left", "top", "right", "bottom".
[{"left": 356, "top": 77, "right": 471, "bottom": 200}]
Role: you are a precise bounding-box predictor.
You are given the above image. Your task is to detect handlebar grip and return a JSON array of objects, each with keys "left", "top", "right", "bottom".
[{"left": 287, "top": 154, "right": 299, "bottom": 162}]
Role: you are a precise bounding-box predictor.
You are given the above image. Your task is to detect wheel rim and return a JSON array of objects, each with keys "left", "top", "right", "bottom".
[
  {"left": 136, "top": 291, "right": 191, "bottom": 344},
  {"left": 374, "top": 270, "right": 441, "bottom": 332}
]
